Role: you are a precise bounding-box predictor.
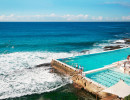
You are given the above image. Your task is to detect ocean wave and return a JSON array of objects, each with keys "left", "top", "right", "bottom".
[
  {"left": 93, "top": 40, "right": 112, "bottom": 47},
  {"left": 58, "top": 41, "right": 97, "bottom": 47},
  {"left": 0, "top": 67, "right": 70, "bottom": 99},
  {"left": 0, "top": 51, "right": 79, "bottom": 99},
  {"left": 0, "top": 48, "right": 110, "bottom": 99},
  {"left": 0, "top": 48, "right": 107, "bottom": 74},
  {"left": 1, "top": 33, "right": 86, "bottom": 38},
  {"left": 93, "top": 39, "right": 129, "bottom": 48},
  {"left": 114, "top": 33, "right": 130, "bottom": 38},
  {"left": 0, "top": 43, "right": 10, "bottom": 49},
  {"left": 0, "top": 52, "right": 79, "bottom": 74}
]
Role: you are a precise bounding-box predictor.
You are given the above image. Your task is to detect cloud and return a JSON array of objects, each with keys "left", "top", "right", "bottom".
[
  {"left": 0, "top": 14, "right": 129, "bottom": 22},
  {"left": 104, "top": 2, "right": 130, "bottom": 7},
  {"left": 62, "top": 14, "right": 88, "bottom": 21},
  {"left": 98, "top": 16, "right": 103, "bottom": 20},
  {"left": 91, "top": 16, "right": 103, "bottom": 21},
  {"left": 0, "top": 14, "right": 14, "bottom": 20},
  {"left": 0, "top": 13, "right": 89, "bottom": 21},
  {"left": 122, "top": 16, "right": 130, "bottom": 20}
]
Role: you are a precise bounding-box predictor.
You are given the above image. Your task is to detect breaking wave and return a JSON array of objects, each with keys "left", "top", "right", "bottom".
[
  {"left": 0, "top": 67, "right": 70, "bottom": 99},
  {"left": 0, "top": 51, "right": 77, "bottom": 99},
  {"left": 0, "top": 45, "right": 126, "bottom": 99},
  {"left": 0, "top": 51, "right": 95, "bottom": 99}
]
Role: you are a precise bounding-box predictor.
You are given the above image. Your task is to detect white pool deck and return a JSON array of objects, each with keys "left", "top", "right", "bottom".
[
  {"left": 55, "top": 58, "right": 130, "bottom": 89},
  {"left": 55, "top": 47, "right": 130, "bottom": 88},
  {"left": 57, "top": 47, "right": 130, "bottom": 74},
  {"left": 56, "top": 58, "right": 127, "bottom": 75},
  {"left": 83, "top": 59, "right": 129, "bottom": 74},
  {"left": 52, "top": 47, "right": 130, "bottom": 99},
  {"left": 84, "top": 64, "right": 117, "bottom": 74}
]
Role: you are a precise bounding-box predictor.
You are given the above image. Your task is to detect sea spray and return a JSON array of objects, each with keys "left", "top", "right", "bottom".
[
  {"left": 0, "top": 49, "right": 106, "bottom": 99},
  {"left": 0, "top": 67, "right": 71, "bottom": 99}
]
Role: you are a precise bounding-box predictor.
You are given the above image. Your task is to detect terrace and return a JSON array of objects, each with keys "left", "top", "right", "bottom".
[{"left": 51, "top": 47, "right": 130, "bottom": 99}]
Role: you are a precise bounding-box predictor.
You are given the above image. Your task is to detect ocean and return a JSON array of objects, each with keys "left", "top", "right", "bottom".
[{"left": 0, "top": 22, "right": 130, "bottom": 100}]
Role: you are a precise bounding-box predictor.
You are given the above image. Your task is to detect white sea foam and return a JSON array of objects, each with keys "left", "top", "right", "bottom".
[
  {"left": 0, "top": 67, "right": 70, "bottom": 99},
  {"left": 89, "top": 48, "right": 103, "bottom": 54},
  {"left": 113, "top": 40, "right": 125, "bottom": 43},
  {"left": 0, "top": 48, "right": 116, "bottom": 99},
  {"left": 0, "top": 51, "right": 86, "bottom": 99},
  {"left": 0, "top": 52, "right": 79, "bottom": 74},
  {"left": 0, "top": 50, "right": 106, "bottom": 74},
  {"left": 94, "top": 39, "right": 129, "bottom": 49},
  {"left": 93, "top": 40, "right": 114, "bottom": 47}
]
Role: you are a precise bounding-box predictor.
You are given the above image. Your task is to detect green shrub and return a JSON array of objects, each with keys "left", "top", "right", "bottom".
[{"left": 124, "top": 95, "right": 130, "bottom": 100}]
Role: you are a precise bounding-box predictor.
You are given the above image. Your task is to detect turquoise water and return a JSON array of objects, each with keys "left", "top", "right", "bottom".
[
  {"left": 0, "top": 22, "right": 130, "bottom": 99},
  {"left": 86, "top": 69, "right": 130, "bottom": 87},
  {"left": 59, "top": 48, "right": 130, "bottom": 71},
  {"left": 2, "top": 22, "right": 129, "bottom": 53}
]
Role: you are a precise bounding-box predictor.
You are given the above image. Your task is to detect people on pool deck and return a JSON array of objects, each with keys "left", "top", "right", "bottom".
[
  {"left": 76, "top": 64, "right": 78, "bottom": 69},
  {"left": 123, "top": 56, "right": 130, "bottom": 74},
  {"left": 75, "top": 64, "right": 84, "bottom": 75},
  {"left": 127, "top": 55, "right": 130, "bottom": 60},
  {"left": 79, "top": 65, "right": 83, "bottom": 74},
  {"left": 79, "top": 65, "right": 82, "bottom": 69},
  {"left": 81, "top": 66, "right": 84, "bottom": 72},
  {"left": 127, "top": 55, "right": 130, "bottom": 64}
]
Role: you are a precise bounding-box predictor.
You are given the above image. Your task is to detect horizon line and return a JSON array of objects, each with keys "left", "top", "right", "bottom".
[{"left": 0, "top": 21, "right": 130, "bottom": 22}]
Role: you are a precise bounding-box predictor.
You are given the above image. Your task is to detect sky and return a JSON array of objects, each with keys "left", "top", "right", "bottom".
[{"left": 0, "top": 0, "right": 130, "bottom": 22}]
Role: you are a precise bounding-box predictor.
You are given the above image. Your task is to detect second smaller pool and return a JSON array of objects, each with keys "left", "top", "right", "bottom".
[{"left": 86, "top": 68, "right": 130, "bottom": 87}]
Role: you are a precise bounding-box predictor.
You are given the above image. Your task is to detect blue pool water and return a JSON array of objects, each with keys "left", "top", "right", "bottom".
[
  {"left": 58, "top": 48, "right": 130, "bottom": 71},
  {"left": 86, "top": 68, "right": 130, "bottom": 87}
]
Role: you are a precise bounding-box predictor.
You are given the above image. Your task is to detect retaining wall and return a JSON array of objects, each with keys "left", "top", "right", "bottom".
[{"left": 51, "top": 59, "right": 118, "bottom": 99}]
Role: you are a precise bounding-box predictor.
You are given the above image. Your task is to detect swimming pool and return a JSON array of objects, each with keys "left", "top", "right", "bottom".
[
  {"left": 58, "top": 48, "right": 130, "bottom": 71},
  {"left": 86, "top": 68, "right": 130, "bottom": 87}
]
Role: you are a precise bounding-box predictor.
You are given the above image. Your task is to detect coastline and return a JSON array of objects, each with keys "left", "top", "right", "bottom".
[
  {"left": 0, "top": 22, "right": 130, "bottom": 100},
  {"left": 51, "top": 48, "right": 130, "bottom": 99}
]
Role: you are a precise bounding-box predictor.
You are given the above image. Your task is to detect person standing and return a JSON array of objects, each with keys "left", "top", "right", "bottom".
[
  {"left": 76, "top": 64, "right": 78, "bottom": 69},
  {"left": 79, "top": 65, "right": 82, "bottom": 74},
  {"left": 127, "top": 55, "right": 130, "bottom": 64},
  {"left": 127, "top": 55, "right": 130, "bottom": 60},
  {"left": 82, "top": 66, "right": 84, "bottom": 72}
]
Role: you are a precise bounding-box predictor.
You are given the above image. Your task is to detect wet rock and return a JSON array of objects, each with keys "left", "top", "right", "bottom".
[
  {"left": 80, "top": 50, "right": 90, "bottom": 54},
  {"left": 113, "top": 40, "right": 125, "bottom": 44},
  {"left": 125, "top": 39, "right": 130, "bottom": 44},
  {"left": 123, "top": 38, "right": 129, "bottom": 40},
  {"left": 35, "top": 63, "right": 51, "bottom": 67},
  {"left": 104, "top": 45, "right": 123, "bottom": 51},
  {"left": 113, "top": 38, "right": 130, "bottom": 45}
]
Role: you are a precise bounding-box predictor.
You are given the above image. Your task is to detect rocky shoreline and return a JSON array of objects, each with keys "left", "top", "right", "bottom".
[
  {"left": 103, "top": 38, "right": 130, "bottom": 51},
  {"left": 103, "top": 45, "right": 123, "bottom": 51},
  {"left": 35, "top": 38, "right": 130, "bottom": 68}
]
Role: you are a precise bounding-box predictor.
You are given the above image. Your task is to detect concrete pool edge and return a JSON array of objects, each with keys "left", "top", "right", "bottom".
[
  {"left": 58, "top": 47, "right": 130, "bottom": 72},
  {"left": 84, "top": 63, "right": 117, "bottom": 74},
  {"left": 58, "top": 47, "right": 130, "bottom": 61},
  {"left": 52, "top": 59, "right": 108, "bottom": 89},
  {"left": 51, "top": 59, "right": 118, "bottom": 99}
]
